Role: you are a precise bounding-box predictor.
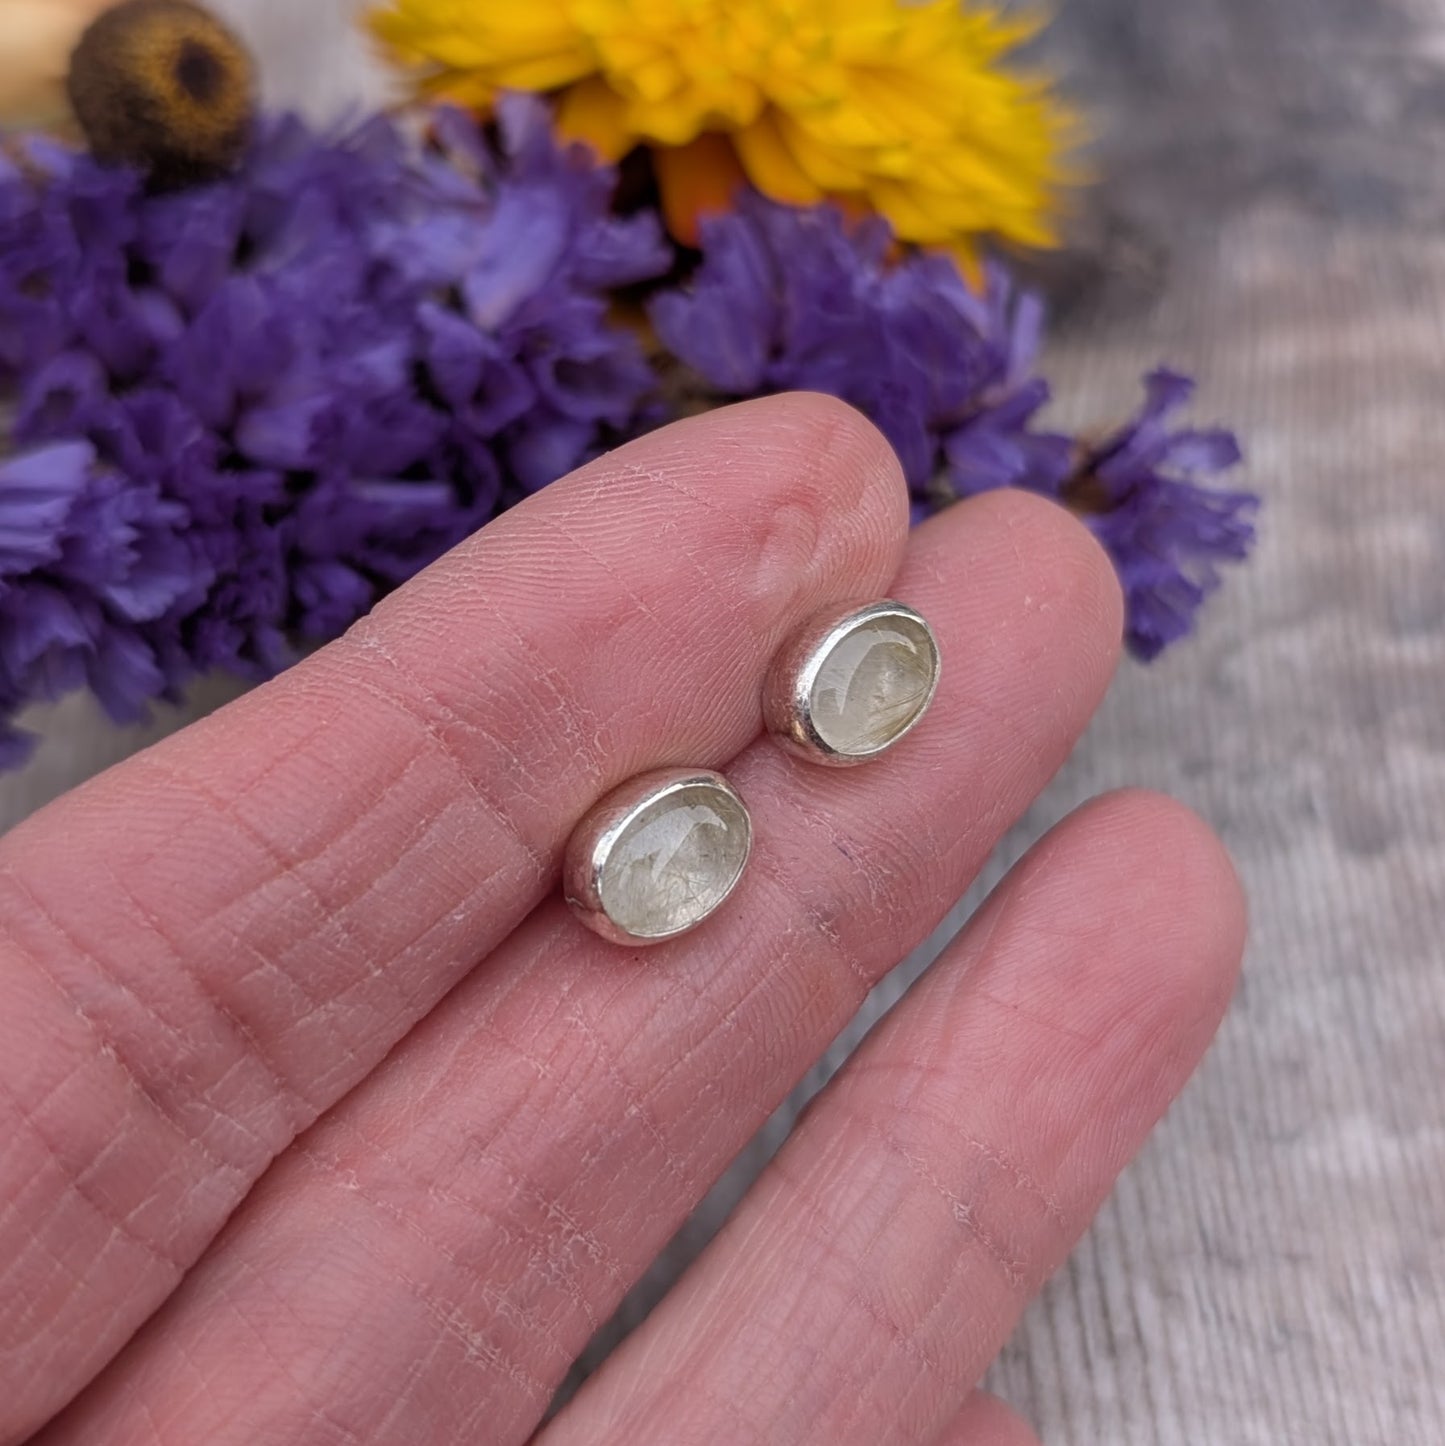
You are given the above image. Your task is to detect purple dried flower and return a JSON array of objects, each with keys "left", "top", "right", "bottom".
[
  {"left": 0, "top": 95, "right": 669, "bottom": 760},
  {"left": 1068, "top": 369, "right": 1257, "bottom": 660},
  {"left": 0, "top": 438, "right": 195, "bottom": 766},
  {"left": 0, "top": 100, "right": 1259, "bottom": 766},
  {"left": 650, "top": 195, "right": 1256, "bottom": 657},
  {"left": 650, "top": 192, "right": 1049, "bottom": 499}
]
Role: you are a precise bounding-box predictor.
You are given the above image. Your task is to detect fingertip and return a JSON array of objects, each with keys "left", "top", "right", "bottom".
[
  {"left": 917, "top": 486, "right": 1124, "bottom": 687},
  {"left": 755, "top": 389, "right": 911, "bottom": 522},
  {"left": 971, "top": 786, "right": 1247, "bottom": 1152},
  {"left": 994, "top": 486, "right": 1126, "bottom": 665},
  {"left": 1071, "top": 787, "right": 1247, "bottom": 1027},
  {"left": 757, "top": 396, "right": 911, "bottom": 625},
  {"left": 726, "top": 392, "right": 913, "bottom": 606},
  {"left": 637, "top": 390, "right": 910, "bottom": 536}
]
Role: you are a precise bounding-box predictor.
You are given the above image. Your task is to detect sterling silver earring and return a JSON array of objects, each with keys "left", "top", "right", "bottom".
[{"left": 763, "top": 600, "right": 940, "bottom": 767}]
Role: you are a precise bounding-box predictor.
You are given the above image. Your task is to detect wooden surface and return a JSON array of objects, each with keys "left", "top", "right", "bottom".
[{"left": 4, "top": 1, "right": 1444, "bottom": 1441}]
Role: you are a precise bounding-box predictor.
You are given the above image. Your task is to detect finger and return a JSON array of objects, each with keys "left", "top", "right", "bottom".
[
  {"left": 934, "top": 1393, "right": 1041, "bottom": 1446},
  {"left": 0, "top": 394, "right": 908, "bottom": 1442},
  {"left": 42, "top": 490, "right": 1124, "bottom": 1446},
  {"left": 541, "top": 791, "right": 1245, "bottom": 1446}
]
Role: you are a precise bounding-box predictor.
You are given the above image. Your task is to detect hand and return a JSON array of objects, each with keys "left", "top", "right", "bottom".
[{"left": 0, "top": 395, "right": 1244, "bottom": 1446}]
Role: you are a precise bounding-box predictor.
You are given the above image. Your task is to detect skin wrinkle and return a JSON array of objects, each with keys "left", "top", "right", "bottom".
[
  {"left": 0, "top": 1070, "right": 192, "bottom": 1279},
  {"left": 366, "top": 1326, "right": 449, "bottom": 1446},
  {"left": 151, "top": 761, "right": 543, "bottom": 1116},
  {"left": 241, "top": 796, "right": 496, "bottom": 1045},
  {"left": 622, "top": 874, "right": 876, "bottom": 1122},
  {"left": 512, "top": 488, "right": 853, "bottom": 760},
  {"left": 45, "top": 1127, "right": 196, "bottom": 1268},
  {"left": 322, "top": 649, "right": 558, "bottom": 884},
  {"left": 21, "top": 1225, "right": 142, "bottom": 1391},
  {"left": 116, "top": 754, "right": 362, "bottom": 1032},
  {"left": 0, "top": 1121, "right": 139, "bottom": 1351},
  {"left": 889, "top": 1133, "right": 1033, "bottom": 1288},
  {"left": 288, "top": 1146, "right": 556, "bottom": 1405},
  {"left": 0, "top": 1171, "right": 70, "bottom": 1334},
  {"left": 795, "top": 1165, "right": 957, "bottom": 1395},
  {"left": 132, "top": 1393, "right": 169, "bottom": 1446},
  {"left": 221, "top": 740, "right": 481, "bottom": 948},
  {"left": 281, "top": 1024, "right": 656, "bottom": 1403},
  {"left": 333, "top": 1202, "right": 557, "bottom": 1413},
  {"left": 826, "top": 1279, "right": 951, "bottom": 1446},
  {"left": 642, "top": 1146, "right": 941, "bottom": 1445},
  {"left": 649, "top": 927, "right": 830, "bottom": 1098},
  {"left": 837, "top": 1058, "right": 1069, "bottom": 1232},
  {"left": 358, "top": 428, "right": 856, "bottom": 792},
  {"left": 601, "top": 395, "right": 894, "bottom": 548},
  {"left": 825, "top": 1156, "right": 969, "bottom": 1413},
  {"left": 185, "top": 822, "right": 925, "bottom": 1444},
  {"left": 965, "top": 981, "right": 1114, "bottom": 1054},
  {"left": 428, "top": 503, "right": 1116, "bottom": 1428},
  {"left": 358, "top": 612, "right": 616, "bottom": 859},
  {"left": 552, "top": 1004, "right": 693, "bottom": 1216},
  {"left": 0, "top": 882, "right": 254, "bottom": 1180},
  {"left": 633, "top": 1150, "right": 837, "bottom": 1413},
  {"left": 526, "top": 507, "right": 700, "bottom": 661},
  {"left": 92, "top": 840, "right": 324, "bottom": 1136},
  {"left": 690, "top": 1374, "right": 776, "bottom": 1446},
  {"left": 128, "top": 1329, "right": 223, "bottom": 1442},
  {"left": 217, "top": 1261, "right": 371, "bottom": 1446},
  {"left": 0, "top": 1044, "right": 115, "bottom": 1195},
  {"left": 941, "top": 824, "right": 1240, "bottom": 1416},
  {"left": 8, "top": 740, "right": 529, "bottom": 1428},
  {"left": 445, "top": 1009, "right": 582, "bottom": 1151},
  {"left": 741, "top": 844, "right": 878, "bottom": 994},
  {"left": 261, "top": 803, "right": 487, "bottom": 1043},
  {"left": 95, "top": 855, "right": 317, "bottom": 1161},
  {"left": 109, "top": 699, "right": 345, "bottom": 881}
]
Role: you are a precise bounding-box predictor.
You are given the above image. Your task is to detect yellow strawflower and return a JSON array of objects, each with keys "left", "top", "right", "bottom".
[{"left": 370, "top": 0, "right": 1072, "bottom": 260}]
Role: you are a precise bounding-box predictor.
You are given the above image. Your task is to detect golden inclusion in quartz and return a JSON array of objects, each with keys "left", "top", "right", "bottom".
[
  {"left": 808, "top": 612, "right": 939, "bottom": 757},
  {"left": 596, "top": 781, "right": 751, "bottom": 940}
]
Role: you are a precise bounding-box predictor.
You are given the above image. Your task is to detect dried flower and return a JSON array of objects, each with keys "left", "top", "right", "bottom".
[
  {"left": 0, "top": 96, "right": 669, "bottom": 761},
  {"left": 1066, "top": 369, "right": 1257, "bottom": 660},
  {"left": 649, "top": 192, "right": 1067, "bottom": 513},
  {"left": 371, "top": 0, "right": 1070, "bottom": 260},
  {"left": 651, "top": 195, "right": 1256, "bottom": 653}
]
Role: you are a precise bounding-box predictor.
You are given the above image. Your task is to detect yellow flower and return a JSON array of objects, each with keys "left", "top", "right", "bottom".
[{"left": 371, "top": 0, "right": 1073, "bottom": 261}]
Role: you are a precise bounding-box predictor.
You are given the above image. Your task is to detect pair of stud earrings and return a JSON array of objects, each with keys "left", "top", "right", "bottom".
[{"left": 564, "top": 600, "right": 941, "bottom": 947}]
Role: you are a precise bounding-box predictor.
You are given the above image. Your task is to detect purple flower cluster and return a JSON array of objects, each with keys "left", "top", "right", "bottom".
[
  {"left": 650, "top": 193, "right": 1257, "bottom": 659},
  {"left": 1068, "top": 370, "right": 1257, "bottom": 660},
  {"left": 0, "top": 96, "right": 669, "bottom": 763},
  {"left": 650, "top": 194, "right": 1069, "bottom": 516},
  {"left": 0, "top": 101, "right": 1259, "bottom": 767}
]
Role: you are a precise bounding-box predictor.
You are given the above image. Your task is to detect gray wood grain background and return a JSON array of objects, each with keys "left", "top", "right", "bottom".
[{"left": 3, "top": 1, "right": 1442, "bottom": 1441}]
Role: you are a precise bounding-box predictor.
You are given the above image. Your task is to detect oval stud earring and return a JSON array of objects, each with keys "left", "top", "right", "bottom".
[
  {"left": 763, "top": 600, "right": 941, "bottom": 767},
  {"left": 564, "top": 767, "right": 752, "bottom": 946}
]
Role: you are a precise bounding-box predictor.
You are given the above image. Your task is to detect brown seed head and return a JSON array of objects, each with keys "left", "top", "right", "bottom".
[{"left": 67, "top": 0, "right": 255, "bottom": 185}]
